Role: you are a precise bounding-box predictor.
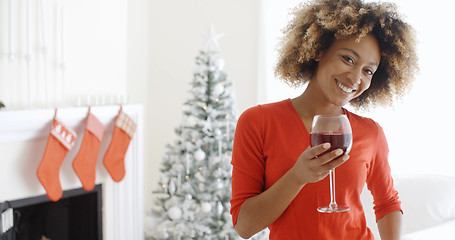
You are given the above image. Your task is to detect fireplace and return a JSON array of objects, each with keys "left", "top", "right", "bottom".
[
  {"left": 2, "top": 185, "right": 102, "bottom": 240},
  {"left": 0, "top": 105, "right": 144, "bottom": 240}
]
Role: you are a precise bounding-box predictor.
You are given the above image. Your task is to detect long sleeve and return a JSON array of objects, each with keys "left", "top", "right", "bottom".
[
  {"left": 230, "top": 106, "right": 266, "bottom": 226},
  {"left": 366, "top": 122, "right": 402, "bottom": 221}
]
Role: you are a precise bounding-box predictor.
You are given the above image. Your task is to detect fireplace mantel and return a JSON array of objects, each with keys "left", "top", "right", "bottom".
[{"left": 0, "top": 105, "right": 144, "bottom": 240}]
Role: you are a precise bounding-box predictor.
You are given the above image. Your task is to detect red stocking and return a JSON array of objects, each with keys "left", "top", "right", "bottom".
[
  {"left": 37, "top": 112, "right": 76, "bottom": 201},
  {"left": 72, "top": 109, "right": 105, "bottom": 191},
  {"left": 103, "top": 108, "right": 136, "bottom": 182}
]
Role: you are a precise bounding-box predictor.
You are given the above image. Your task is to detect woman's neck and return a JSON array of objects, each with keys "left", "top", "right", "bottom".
[{"left": 291, "top": 82, "right": 344, "bottom": 121}]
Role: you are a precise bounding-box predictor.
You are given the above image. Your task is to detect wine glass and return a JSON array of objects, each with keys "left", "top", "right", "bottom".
[{"left": 310, "top": 114, "right": 352, "bottom": 213}]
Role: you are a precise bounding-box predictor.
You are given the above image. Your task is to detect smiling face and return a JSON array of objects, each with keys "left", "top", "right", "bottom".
[{"left": 311, "top": 34, "right": 381, "bottom": 107}]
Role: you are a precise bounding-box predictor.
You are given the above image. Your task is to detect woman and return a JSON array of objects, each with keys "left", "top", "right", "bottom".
[{"left": 230, "top": 0, "right": 418, "bottom": 239}]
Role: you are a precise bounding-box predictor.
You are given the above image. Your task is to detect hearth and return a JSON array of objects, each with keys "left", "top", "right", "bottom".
[{"left": 1, "top": 185, "right": 102, "bottom": 240}]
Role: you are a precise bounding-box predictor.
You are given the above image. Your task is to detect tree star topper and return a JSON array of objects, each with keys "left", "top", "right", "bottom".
[{"left": 201, "top": 25, "right": 224, "bottom": 51}]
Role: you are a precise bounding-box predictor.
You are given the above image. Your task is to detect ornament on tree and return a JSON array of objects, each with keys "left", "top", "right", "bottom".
[
  {"left": 214, "top": 128, "right": 222, "bottom": 138},
  {"left": 201, "top": 202, "right": 212, "bottom": 213},
  {"left": 167, "top": 206, "right": 182, "bottom": 221},
  {"left": 193, "top": 148, "right": 205, "bottom": 161},
  {"left": 215, "top": 179, "right": 224, "bottom": 189},
  {"left": 217, "top": 201, "right": 224, "bottom": 216},
  {"left": 168, "top": 179, "right": 176, "bottom": 195}
]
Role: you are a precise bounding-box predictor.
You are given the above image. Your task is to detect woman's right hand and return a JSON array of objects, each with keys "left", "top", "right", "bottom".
[{"left": 289, "top": 143, "right": 350, "bottom": 185}]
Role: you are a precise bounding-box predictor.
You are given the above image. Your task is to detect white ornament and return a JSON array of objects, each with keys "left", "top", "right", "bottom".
[
  {"left": 194, "top": 149, "right": 206, "bottom": 161},
  {"left": 185, "top": 194, "right": 193, "bottom": 200},
  {"left": 216, "top": 179, "right": 224, "bottom": 189},
  {"left": 217, "top": 201, "right": 224, "bottom": 216},
  {"left": 212, "top": 84, "right": 224, "bottom": 97},
  {"left": 214, "top": 128, "right": 222, "bottom": 137},
  {"left": 201, "top": 202, "right": 212, "bottom": 213},
  {"left": 168, "top": 180, "right": 176, "bottom": 195},
  {"left": 168, "top": 206, "right": 182, "bottom": 220}
]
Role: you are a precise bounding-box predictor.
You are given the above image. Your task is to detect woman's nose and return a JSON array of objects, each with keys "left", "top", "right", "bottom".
[{"left": 347, "top": 68, "right": 362, "bottom": 85}]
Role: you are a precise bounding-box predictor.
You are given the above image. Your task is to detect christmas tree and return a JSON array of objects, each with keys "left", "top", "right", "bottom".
[{"left": 149, "top": 27, "right": 239, "bottom": 240}]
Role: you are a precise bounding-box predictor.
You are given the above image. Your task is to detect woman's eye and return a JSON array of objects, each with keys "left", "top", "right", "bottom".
[
  {"left": 342, "top": 56, "right": 354, "bottom": 64},
  {"left": 364, "top": 69, "right": 374, "bottom": 76}
]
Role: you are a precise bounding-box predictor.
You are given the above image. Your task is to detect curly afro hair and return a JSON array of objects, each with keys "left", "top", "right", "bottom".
[{"left": 274, "top": 0, "right": 419, "bottom": 109}]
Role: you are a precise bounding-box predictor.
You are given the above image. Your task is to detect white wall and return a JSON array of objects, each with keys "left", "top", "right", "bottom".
[
  {"left": 258, "top": 0, "right": 304, "bottom": 104},
  {"left": 0, "top": 0, "right": 128, "bottom": 107}
]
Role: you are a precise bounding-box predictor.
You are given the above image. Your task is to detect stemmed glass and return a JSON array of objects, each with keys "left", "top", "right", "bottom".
[{"left": 310, "top": 114, "right": 352, "bottom": 213}]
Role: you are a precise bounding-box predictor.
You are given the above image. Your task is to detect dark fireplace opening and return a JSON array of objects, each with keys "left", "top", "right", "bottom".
[{"left": 1, "top": 185, "right": 102, "bottom": 240}]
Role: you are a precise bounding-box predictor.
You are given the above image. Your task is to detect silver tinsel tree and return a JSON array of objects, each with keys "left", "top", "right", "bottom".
[{"left": 149, "top": 29, "right": 239, "bottom": 239}]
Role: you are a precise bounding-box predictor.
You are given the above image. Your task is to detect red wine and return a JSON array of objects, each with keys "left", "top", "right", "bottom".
[{"left": 310, "top": 133, "right": 352, "bottom": 153}]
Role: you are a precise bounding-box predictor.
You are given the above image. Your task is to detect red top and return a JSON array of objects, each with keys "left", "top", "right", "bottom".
[{"left": 230, "top": 99, "right": 402, "bottom": 239}]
